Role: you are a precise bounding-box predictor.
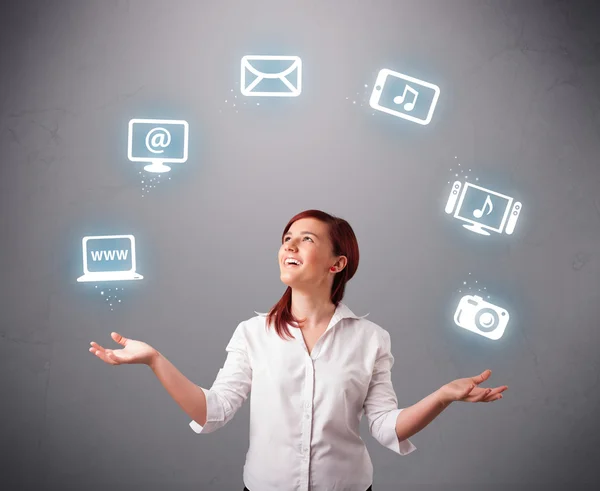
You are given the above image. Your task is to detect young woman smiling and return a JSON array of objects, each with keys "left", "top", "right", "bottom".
[{"left": 89, "top": 209, "right": 508, "bottom": 491}]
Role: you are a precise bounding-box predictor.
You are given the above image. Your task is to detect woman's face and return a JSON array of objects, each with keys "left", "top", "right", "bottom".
[{"left": 278, "top": 217, "right": 345, "bottom": 290}]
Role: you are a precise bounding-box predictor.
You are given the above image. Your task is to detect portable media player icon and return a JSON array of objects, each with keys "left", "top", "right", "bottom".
[
  {"left": 445, "top": 180, "right": 522, "bottom": 236},
  {"left": 369, "top": 68, "right": 440, "bottom": 125},
  {"left": 128, "top": 119, "right": 189, "bottom": 173},
  {"left": 77, "top": 235, "right": 143, "bottom": 283},
  {"left": 241, "top": 55, "right": 302, "bottom": 97}
]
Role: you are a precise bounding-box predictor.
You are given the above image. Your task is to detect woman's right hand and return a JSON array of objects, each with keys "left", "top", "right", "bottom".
[{"left": 89, "top": 332, "right": 158, "bottom": 366}]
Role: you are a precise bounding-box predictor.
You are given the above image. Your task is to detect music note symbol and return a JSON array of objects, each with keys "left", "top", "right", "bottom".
[
  {"left": 473, "top": 195, "right": 493, "bottom": 218},
  {"left": 393, "top": 84, "right": 419, "bottom": 112}
]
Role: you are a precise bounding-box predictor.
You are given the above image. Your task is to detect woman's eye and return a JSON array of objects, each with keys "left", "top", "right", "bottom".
[{"left": 283, "top": 236, "right": 312, "bottom": 242}]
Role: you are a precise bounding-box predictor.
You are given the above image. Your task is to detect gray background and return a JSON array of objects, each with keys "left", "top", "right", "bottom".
[{"left": 1, "top": 0, "right": 599, "bottom": 489}]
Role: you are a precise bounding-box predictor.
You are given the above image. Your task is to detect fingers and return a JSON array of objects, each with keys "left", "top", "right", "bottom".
[
  {"left": 477, "top": 386, "right": 508, "bottom": 402},
  {"left": 486, "top": 386, "right": 508, "bottom": 397},
  {"left": 89, "top": 340, "right": 124, "bottom": 365},
  {"left": 482, "top": 390, "right": 502, "bottom": 402},
  {"left": 485, "top": 392, "right": 503, "bottom": 402},
  {"left": 89, "top": 345, "right": 119, "bottom": 365},
  {"left": 463, "top": 384, "right": 476, "bottom": 397},
  {"left": 462, "top": 386, "right": 488, "bottom": 402},
  {"left": 472, "top": 369, "right": 492, "bottom": 385},
  {"left": 486, "top": 386, "right": 508, "bottom": 400},
  {"left": 474, "top": 388, "right": 492, "bottom": 402},
  {"left": 89, "top": 341, "right": 105, "bottom": 352},
  {"left": 111, "top": 332, "right": 128, "bottom": 346}
]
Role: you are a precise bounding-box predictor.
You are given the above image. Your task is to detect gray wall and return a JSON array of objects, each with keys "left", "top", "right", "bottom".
[{"left": 1, "top": 0, "right": 599, "bottom": 489}]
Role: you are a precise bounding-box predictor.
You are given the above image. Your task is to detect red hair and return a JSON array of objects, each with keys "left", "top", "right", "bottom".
[{"left": 265, "top": 210, "right": 360, "bottom": 340}]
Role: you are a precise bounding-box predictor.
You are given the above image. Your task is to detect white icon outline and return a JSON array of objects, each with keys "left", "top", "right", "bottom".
[
  {"left": 369, "top": 68, "right": 440, "bottom": 125},
  {"left": 77, "top": 234, "right": 143, "bottom": 283},
  {"left": 240, "top": 55, "right": 302, "bottom": 97},
  {"left": 453, "top": 294, "right": 510, "bottom": 341},
  {"left": 445, "top": 180, "right": 522, "bottom": 236},
  {"left": 127, "top": 118, "right": 189, "bottom": 173}
]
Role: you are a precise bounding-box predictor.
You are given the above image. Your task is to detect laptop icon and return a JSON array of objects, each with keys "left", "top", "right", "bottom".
[{"left": 77, "top": 234, "right": 144, "bottom": 283}]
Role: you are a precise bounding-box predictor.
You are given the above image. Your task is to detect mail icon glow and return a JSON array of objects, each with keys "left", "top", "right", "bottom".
[{"left": 241, "top": 55, "right": 302, "bottom": 97}]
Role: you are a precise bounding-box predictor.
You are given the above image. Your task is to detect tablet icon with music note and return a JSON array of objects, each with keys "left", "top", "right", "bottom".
[{"left": 369, "top": 68, "right": 440, "bottom": 125}]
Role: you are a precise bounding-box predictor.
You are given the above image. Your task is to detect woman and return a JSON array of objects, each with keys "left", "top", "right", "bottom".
[{"left": 89, "top": 209, "right": 508, "bottom": 491}]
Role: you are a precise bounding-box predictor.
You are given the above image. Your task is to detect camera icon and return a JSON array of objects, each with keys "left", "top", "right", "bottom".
[{"left": 453, "top": 295, "right": 509, "bottom": 341}]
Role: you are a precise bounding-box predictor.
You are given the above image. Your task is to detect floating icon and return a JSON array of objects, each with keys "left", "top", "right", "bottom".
[
  {"left": 128, "top": 119, "right": 189, "bottom": 173},
  {"left": 454, "top": 295, "right": 510, "bottom": 341},
  {"left": 77, "top": 235, "right": 143, "bottom": 282},
  {"left": 445, "top": 181, "right": 522, "bottom": 236},
  {"left": 241, "top": 55, "right": 302, "bottom": 97},
  {"left": 369, "top": 68, "right": 440, "bottom": 125}
]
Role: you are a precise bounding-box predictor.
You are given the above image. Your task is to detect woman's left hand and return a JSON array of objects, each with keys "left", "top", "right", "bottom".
[{"left": 439, "top": 369, "right": 508, "bottom": 404}]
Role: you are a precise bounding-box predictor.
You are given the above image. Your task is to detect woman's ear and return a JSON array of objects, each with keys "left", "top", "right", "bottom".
[{"left": 336, "top": 256, "right": 348, "bottom": 271}]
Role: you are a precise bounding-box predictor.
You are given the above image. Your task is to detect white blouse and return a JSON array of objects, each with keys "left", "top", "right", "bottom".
[{"left": 189, "top": 302, "right": 416, "bottom": 491}]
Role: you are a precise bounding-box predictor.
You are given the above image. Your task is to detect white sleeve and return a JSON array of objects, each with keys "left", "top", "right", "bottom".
[
  {"left": 363, "top": 329, "right": 416, "bottom": 456},
  {"left": 189, "top": 322, "right": 252, "bottom": 434}
]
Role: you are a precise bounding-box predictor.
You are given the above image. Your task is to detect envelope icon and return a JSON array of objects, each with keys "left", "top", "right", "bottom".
[{"left": 241, "top": 55, "right": 302, "bottom": 97}]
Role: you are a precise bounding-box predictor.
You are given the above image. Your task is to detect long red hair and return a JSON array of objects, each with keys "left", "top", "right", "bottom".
[{"left": 265, "top": 210, "right": 360, "bottom": 340}]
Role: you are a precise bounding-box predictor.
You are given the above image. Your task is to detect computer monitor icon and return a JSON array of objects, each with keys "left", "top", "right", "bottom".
[
  {"left": 77, "top": 234, "right": 143, "bottom": 283},
  {"left": 127, "top": 118, "right": 189, "bottom": 173},
  {"left": 445, "top": 181, "right": 522, "bottom": 236}
]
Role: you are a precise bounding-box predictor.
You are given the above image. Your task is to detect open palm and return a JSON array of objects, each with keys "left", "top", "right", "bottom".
[
  {"left": 441, "top": 369, "right": 508, "bottom": 403},
  {"left": 89, "top": 332, "right": 157, "bottom": 366}
]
